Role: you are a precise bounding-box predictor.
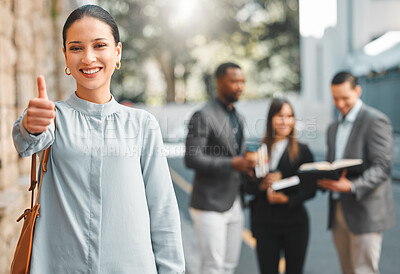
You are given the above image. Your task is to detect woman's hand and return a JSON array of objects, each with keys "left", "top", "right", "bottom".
[
  {"left": 259, "top": 171, "right": 282, "bottom": 191},
  {"left": 22, "top": 76, "right": 56, "bottom": 134},
  {"left": 267, "top": 188, "right": 289, "bottom": 204}
]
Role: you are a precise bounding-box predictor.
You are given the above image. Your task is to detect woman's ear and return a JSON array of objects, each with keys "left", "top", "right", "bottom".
[
  {"left": 116, "top": 42, "right": 122, "bottom": 61},
  {"left": 62, "top": 48, "right": 67, "bottom": 63}
]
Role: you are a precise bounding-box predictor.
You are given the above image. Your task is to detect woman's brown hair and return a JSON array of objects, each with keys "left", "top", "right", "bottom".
[{"left": 262, "top": 98, "right": 299, "bottom": 163}]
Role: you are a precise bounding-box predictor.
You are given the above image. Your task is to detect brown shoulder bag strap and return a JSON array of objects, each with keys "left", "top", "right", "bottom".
[
  {"left": 34, "top": 148, "right": 51, "bottom": 206},
  {"left": 17, "top": 117, "right": 55, "bottom": 222},
  {"left": 16, "top": 148, "right": 51, "bottom": 222}
]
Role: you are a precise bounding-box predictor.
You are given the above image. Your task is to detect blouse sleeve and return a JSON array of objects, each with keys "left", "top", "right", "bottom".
[
  {"left": 12, "top": 110, "right": 55, "bottom": 157},
  {"left": 140, "top": 114, "right": 185, "bottom": 274}
]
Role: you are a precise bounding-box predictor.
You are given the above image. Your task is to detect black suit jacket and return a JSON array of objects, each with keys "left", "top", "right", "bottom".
[
  {"left": 246, "top": 142, "right": 316, "bottom": 230},
  {"left": 185, "top": 98, "right": 246, "bottom": 212}
]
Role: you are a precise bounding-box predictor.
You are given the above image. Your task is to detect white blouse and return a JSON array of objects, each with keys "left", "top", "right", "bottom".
[
  {"left": 269, "top": 138, "right": 289, "bottom": 171},
  {"left": 12, "top": 93, "right": 185, "bottom": 274}
]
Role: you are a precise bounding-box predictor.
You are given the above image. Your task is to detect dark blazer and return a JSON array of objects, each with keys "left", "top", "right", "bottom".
[
  {"left": 326, "top": 104, "right": 396, "bottom": 234},
  {"left": 246, "top": 142, "right": 315, "bottom": 229},
  {"left": 185, "top": 98, "right": 246, "bottom": 212}
]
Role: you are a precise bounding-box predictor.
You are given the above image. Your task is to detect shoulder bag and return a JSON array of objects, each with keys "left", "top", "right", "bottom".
[{"left": 10, "top": 146, "right": 51, "bottom": 274}]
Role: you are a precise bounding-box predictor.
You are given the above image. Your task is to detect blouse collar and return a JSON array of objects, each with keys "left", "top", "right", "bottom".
[{"left": 66, "top": 92, "right": 117, "bottom": 118}]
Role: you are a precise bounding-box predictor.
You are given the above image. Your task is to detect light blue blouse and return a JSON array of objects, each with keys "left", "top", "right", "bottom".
[{"left": 12, "top": 93, "right": 185, "bottom": 274}]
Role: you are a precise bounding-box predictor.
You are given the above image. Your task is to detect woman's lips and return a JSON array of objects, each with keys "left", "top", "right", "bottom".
[{"left": 80, "top": 67, "right": 102, "bottom": 78}]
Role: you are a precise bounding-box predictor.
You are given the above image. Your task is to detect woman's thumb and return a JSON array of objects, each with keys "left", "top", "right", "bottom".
[{"left": 37, "top": 75, "right": 48, "bottom": 100}]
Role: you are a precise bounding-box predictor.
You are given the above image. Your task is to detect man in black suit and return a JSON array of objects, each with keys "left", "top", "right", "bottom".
[
  {"left": 185, "top": 62, "right": 255, "bottom": 274},
  {"left": 318, "top": 71, "right": 396, "bottom": 274}
]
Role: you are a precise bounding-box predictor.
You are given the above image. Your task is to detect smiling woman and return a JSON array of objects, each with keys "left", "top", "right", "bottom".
[
  {"left": 63, "top": 17, "right": 122, "bottom": 103},
  {"left": 244, "top": 98, "right": 317, "bottom": 274},
  {"left": 12, "top": 4, "right": 185, "bottom": 274}
]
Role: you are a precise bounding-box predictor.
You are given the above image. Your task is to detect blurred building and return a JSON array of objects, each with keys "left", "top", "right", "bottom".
[{"left": 300, "top": 0, "right": 400, "bottom": 179}]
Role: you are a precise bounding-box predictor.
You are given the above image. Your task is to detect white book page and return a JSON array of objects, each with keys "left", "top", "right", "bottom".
[{"left": 271, "top": 176, "right": 300, "bottom": 191}]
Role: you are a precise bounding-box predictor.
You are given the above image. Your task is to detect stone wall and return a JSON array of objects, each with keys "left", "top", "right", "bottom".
[{"left": 0, "top": 0, "right": 75, "bottom": 272}]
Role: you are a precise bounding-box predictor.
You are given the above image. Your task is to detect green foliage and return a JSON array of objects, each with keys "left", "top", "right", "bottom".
[
  {"left": 51, "top": 0, "right": 60, "bottom": 21},
  {"left": 99, "top": 0, "right": 300, "bottom": 103}
]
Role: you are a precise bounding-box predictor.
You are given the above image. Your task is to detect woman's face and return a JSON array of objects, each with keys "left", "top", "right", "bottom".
[
  {"left": 63, "top": 16, "right": 121, "bottom": 97},
  {"left": 271, "top": 103, "right": 295, "bottom": 139}
]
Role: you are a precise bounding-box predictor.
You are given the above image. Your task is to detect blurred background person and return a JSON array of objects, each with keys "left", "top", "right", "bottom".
[
  {"left": 318, "top": 71, "right": 396, "bottom": 274},
  {"left": 185, "top": 62, "right": 256, "bottom": 274},
  {"left": 246, "top": 98, "right": 316, "bottom": 274}
]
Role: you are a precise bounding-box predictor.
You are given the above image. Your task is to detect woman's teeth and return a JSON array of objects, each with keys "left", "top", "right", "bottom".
[{"left": 82, "top": 68, "right": 100, "bottom": 74}]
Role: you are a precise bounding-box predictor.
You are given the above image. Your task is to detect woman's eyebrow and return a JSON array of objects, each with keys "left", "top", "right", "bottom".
[{"left": 68, "top": 38, "right": 108, "bottom": 45}]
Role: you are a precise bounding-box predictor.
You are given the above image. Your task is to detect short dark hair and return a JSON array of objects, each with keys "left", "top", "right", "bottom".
[
  {"left": 62, "top": 5, "right": 120, "bottom": 49},
  {"left": 331, "top": 71, "right": 358, "bottom": 88},
  {"left": 215, "top": 62, "right": 241, "bottom": 78}
]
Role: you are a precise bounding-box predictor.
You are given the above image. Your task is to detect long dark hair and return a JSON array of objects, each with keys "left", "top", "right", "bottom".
[
  {"left": 263, "top": 98, "right": 298, "bottom": 163},
  {"left": 62, "top": 5, "right": 120, "bottom": 49}
]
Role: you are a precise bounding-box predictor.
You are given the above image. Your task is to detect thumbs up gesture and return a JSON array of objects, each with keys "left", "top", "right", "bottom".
[{"left": 22, "top": 75, "right": 56, "bottom": 134}]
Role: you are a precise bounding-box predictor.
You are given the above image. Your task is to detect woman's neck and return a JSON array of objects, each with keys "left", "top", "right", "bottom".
[
  {"left": 76, "top": 87, "right": 111, "bottom": 104},
  {"left": 273, "top": 136, "right": 288, "bottom": 144}
]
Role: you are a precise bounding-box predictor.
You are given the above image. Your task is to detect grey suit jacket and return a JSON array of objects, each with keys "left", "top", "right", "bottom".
[
  {"left": 326, "top": 104, "right": 396, "bottom": 234},
  {"left": 185, "top": 98, "right": 246, "bottom": 212}
]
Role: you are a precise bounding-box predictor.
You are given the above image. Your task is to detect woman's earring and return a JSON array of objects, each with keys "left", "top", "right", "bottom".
[
  {"left": 115, "top": 61, "right": 121, "bottom": 70},
  {"left": 65, "top": 67, "right": 71, "bottom": 75}
]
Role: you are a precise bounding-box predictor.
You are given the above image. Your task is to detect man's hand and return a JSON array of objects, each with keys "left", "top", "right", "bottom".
[
  {"left": 22, "top": 75, "right": 56, "bottom": 134},
  {"left": 317, "top": 169, "right": 351, "bottom": 192},
  {"left": 259, "top": 171, "right": 282, "bottom": 191},
  {"left": 232, "top": 156, "right": 256, "bottom": 175},
  {"left": 267, "top": 188, "right": 289, "bottom": 204}
]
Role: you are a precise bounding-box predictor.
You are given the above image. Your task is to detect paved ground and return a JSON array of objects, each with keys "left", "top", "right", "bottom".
[{"left": 168, "top": 156, "right": 400, "bottom": 274}]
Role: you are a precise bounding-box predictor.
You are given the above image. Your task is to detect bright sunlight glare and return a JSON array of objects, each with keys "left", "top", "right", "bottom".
[
  {"left": 299, "top": 0, "right": 337, "bottom": 38},
  {"left": 169, "top": 0, "right": 199, "bottom": 28}
]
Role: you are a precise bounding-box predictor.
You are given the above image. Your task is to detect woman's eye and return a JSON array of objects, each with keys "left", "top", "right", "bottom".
[
  {"left": 95, "top": 44, "right": 106, "bottom": 48},
  {"left": 69, "top": 47, "right": 81, "bottom": 51}
]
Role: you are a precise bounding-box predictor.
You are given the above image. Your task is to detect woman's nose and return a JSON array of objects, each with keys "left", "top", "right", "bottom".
[
  {"left": 282, "top": 117, "right": 289, "bottom": 125},
  {"left": 82, "top": 49, "right": 96, "bottom": 64}
]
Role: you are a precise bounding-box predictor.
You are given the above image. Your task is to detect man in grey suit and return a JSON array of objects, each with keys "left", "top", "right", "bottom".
[
  {"left": 318, "top": 71, "right": 396, "bottom": 274},
  {"left": 185, "top": 62, "right": 256, "bottom": 274}
]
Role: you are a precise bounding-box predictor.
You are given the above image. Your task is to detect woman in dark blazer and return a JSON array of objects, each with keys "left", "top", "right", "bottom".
[{"left": 246, "top": 98, "right": 316, "bottom": 274}]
